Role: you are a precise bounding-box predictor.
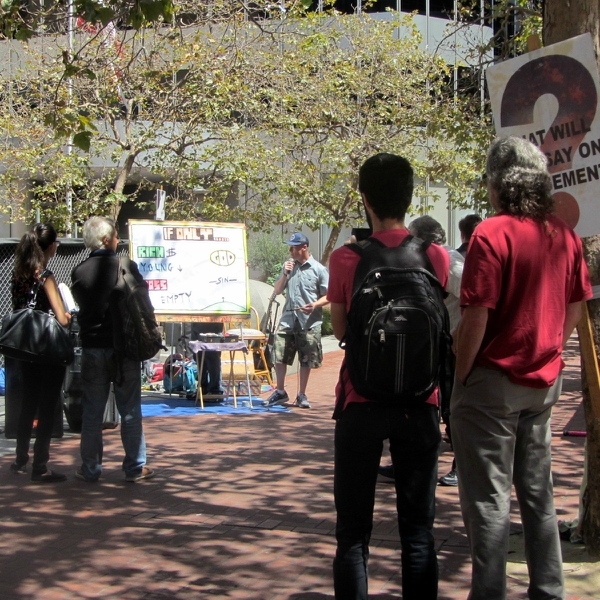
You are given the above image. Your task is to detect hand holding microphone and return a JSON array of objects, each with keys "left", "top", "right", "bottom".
[{"left": 284, "top": 259, "right": 296, "bottom": 278}]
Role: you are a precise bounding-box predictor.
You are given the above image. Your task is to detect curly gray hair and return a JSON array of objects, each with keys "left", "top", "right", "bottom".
[
  {"left": 486, "top": 136, "right": 554, "bottom": 220},
  {"left": 408, "top": 215, "right": 446, "bottom": 245}
]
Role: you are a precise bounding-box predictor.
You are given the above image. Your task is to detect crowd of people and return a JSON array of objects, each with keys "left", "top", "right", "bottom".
[
  {"left": 7, "top": 216, "right": 153, "bottom": 484},
  {"left": 5, "top": 135, "right": 591, "bottom": 600},
  {"left": 327, "top": 138, "right": 590, "bottom": 600}
]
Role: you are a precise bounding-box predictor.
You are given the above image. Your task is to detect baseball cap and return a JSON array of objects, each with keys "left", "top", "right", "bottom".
[{"left": 283, "top": 232, "right": 309, "bottom": 246}]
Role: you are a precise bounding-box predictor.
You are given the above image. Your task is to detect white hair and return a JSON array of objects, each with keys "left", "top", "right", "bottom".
[{"left": 82, "top": 216, "right": 117, "bottom": 250}]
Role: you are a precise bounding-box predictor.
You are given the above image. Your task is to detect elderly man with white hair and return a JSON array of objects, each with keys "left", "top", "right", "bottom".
[{"left": 71, "top": 216, "right": 154, "bottom": 484}]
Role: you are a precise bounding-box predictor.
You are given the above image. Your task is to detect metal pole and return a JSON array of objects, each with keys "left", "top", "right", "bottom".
[{"left": 66, "top": 0, "right": 75, "bottom": 237}]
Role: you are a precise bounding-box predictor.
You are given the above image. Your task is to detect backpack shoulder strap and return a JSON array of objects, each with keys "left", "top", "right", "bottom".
[
  {"left": 119, "top": 255, "right": 132, "bottom": 271},
  {"left": 400, "top": 235, "right": 438, "bottom": 279},
  {"left": 113, "top": 255, "right": 134, "bottom": 291},
  {"left": 400, "top": 234, "right": 430, "bottom": 251},
  {"left": 346, "top": 236, "right": 384, "bottom": 257},
  {"left": 349, "top": 234, "right": 443, "bottom": 297}
]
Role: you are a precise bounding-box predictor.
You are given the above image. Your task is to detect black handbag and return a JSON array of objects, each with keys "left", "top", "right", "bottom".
[{"left": 0, "top": 270, "right": 74, "bottom": 366}]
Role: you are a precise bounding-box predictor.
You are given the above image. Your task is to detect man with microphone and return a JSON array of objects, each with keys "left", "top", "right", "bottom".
[{"left": 265, "top": 232, "right": 329, "bottom": 409}]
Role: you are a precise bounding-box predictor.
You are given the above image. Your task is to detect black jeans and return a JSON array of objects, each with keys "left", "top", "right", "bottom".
[
  {"left": 8, "top": 358, "right": 65, "bottom": 475},
  {"left": 191, "top": 322, "right": 223, "bottom": 394},
  {"left": 333, "top": 402, "right": 440, "bottom": 600}
]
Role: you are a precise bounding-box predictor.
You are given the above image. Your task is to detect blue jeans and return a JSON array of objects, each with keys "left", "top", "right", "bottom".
[
  {"left": 80, "top": 348, "right": 146, "bottom": 480},
  {"left": 333, "top": 402, "right": 440, "bottom": 600}
]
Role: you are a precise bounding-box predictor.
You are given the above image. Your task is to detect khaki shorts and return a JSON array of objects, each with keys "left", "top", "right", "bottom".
[{"left": 272, "top": 324, "right": 322, "bottom": 368}]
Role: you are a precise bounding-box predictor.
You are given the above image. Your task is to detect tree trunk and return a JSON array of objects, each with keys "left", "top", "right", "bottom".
[
  {"left": 543, "top": 1, "right": 600, "bottom": 51},
  {"left": 320, "top": 183, "right": 361, "bottom": 266},
  {"left": 321, "top": 223, "right": 341, "bottom": 267},
  {"left": 544, "top": 0, "right": 600, "bottom": 555},
  {"left": 110, "top": 152, "right": 139, "bottom": 221}
]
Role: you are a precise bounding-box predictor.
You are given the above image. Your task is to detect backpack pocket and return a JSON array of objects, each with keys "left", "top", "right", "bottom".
[{"left": 365, "top": 304, "right": 438, "bottom": 399}]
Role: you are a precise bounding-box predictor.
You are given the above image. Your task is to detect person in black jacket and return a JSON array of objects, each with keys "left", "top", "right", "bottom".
[{"left": 71, "top": 216, "right": 154, "bottom": 483}]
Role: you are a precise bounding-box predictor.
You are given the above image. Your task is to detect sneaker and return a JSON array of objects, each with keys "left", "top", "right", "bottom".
[
  {"left": 295, "top": 393, "right": 311, "bottom": 409},
  {"left": 265, "top": 389, "right": 289, "bottom": 407},
  {"left": 125, "top": 466, "right": 155, "bottom": 482},
  {"left": 439, "top": 468, "right": 458, "bottom": 487},
  {"left": 31, "top": 470, "right": 67, "bottom": 483},
  {"left": 10, "top": 463, "right": 27, "bottom": 474}
]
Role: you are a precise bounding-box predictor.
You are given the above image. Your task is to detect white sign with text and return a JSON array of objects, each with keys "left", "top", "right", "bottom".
[{"left": 127, "top": 220, "right": 250, "bottom": 316}]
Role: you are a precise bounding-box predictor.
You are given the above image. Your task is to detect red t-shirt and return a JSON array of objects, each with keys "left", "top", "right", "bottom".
[
  {"left": 461, "top": 213, "right": 592, "bottom": 388},
  {"left": 328, "top": 228, "right": 450, "bottom": 409}
]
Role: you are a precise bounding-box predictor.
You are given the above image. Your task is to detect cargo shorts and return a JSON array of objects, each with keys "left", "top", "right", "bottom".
[{"left": 272, "top": 322, "right": 323, "bottom": 368}]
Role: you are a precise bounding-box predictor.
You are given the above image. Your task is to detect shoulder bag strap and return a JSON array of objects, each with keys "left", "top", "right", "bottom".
[{"left": 26, "top": 269, "right": 51, "bottom": 309}]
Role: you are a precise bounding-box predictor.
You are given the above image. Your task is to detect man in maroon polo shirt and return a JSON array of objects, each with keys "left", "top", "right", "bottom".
[{"left": 451, "top": 136, "right": 592, "bottom": 600}]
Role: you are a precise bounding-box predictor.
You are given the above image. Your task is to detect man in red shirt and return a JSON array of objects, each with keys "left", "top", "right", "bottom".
[
  {"left": 452, "top": 136, "right": 592, "bottom": 600},
  {"left": 328, "top": 153, "right": 449, "bottom": 600}
]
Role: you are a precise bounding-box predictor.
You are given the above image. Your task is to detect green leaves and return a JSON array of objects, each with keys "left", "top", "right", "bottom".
[
  {"left": 1, "top": 3, "right": 491, "bottom": 257},
  {"left": 73, "top": 131, "right": 93, "bottom": 152}
]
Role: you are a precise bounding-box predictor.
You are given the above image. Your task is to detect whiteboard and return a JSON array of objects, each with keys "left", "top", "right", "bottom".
[{"left": 127, "top": 220, "right": 250, "bottom": 316}]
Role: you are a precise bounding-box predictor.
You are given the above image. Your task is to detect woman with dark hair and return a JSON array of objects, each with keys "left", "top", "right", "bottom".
[{"left": 8, "top": 223, "right": 71, "bottom": 483}]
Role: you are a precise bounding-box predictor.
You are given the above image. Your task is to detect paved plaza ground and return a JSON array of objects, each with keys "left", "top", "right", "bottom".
[{"left": 0, "top": 336, "right": 597, "bottom": 599}]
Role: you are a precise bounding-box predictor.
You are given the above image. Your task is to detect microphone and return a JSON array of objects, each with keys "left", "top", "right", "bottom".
[{"left": 285, "top": 259, "right": 297, "bottom": 278}]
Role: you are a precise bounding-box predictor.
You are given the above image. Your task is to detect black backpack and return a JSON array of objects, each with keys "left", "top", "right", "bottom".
[
  {"left": 342, "top": 235, "right": 453, "bottom": 408},
  {"left": 111, "top": 257, "right": 166, "bottom": 362}
]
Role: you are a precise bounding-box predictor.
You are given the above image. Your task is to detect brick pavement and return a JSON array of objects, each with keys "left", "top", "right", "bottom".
[{"left": 0, "top": 337, "right": 597, "bottom": 599}]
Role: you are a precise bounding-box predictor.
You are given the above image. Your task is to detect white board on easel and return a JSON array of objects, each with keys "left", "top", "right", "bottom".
[{"left": 127, "top": 220, "right": 250, "bottom": 317}]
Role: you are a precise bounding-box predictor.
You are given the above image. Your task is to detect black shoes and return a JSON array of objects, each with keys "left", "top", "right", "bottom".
[
  {"left": 31, "top": 470, "right": 67, "bottom": 483},
  {"left": 11, "top": 463, "right": 66, "bottom": 482},
  {"left": 378, "top": 464, "right": 395, "bottom": 480},
  {"left": 265, "top": 389, "right": 289, "bottom": 407},
  {"left": 439, "top": 468, "right": 458, "bottom": 487}
]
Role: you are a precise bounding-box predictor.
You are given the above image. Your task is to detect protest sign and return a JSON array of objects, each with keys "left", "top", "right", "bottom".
[{"left": 487, "top": 33, "right": 600, "bottom": 238}]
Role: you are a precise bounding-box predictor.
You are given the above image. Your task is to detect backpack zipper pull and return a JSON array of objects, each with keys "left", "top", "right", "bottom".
[{"left": 378, "top": 329, "right": 385, "bottom": 343}]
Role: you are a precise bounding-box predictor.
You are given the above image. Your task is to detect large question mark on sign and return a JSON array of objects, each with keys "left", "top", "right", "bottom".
[{"left": 500, "top": 55, "right": 597, "bottom": 228}]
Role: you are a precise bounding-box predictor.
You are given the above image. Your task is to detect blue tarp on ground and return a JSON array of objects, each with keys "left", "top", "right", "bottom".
[{"left": 141, "top": 395, "right": 290, "bottom": 417}]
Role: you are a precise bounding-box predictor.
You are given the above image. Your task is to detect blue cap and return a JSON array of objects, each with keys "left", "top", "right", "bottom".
[{"left": 284, "top": 232, "right": 309, "bottom": 246}]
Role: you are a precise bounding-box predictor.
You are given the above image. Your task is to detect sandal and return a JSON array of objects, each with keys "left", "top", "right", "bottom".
[
  {"left": 31, "top": 470, "right": 67, "bottom": 483},
  {"left": 125, "top": 466, "right": 155, "bottom": 482}
]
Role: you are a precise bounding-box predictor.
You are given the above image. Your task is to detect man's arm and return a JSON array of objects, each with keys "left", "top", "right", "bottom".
[
  {"left": 563, "top": 301, "right": 583, "bottom": 347},
  {"left": 273, "top": 258, "right": 296, "bottom": 296},
  {"left": 272, "top": 273, "right": 288, "bottom": 297},
  {"left": 297, "top": 295, "right": 330, "bottom": 314},
  {"left": 330, "top": 302, "right": 347, "bottom": 341},
  {"left": 454, "top": 306, "right": 489, "bottom": 384}
]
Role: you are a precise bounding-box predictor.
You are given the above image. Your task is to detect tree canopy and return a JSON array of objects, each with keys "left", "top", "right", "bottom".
[{"left": 0, "top": 1, "right": 492, "bottom": 261}]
